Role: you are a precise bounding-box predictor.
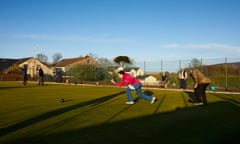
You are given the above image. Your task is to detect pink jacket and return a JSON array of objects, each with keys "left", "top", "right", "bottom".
[{"left": 114, "top": 73, "right": 141, "bottom": 87}]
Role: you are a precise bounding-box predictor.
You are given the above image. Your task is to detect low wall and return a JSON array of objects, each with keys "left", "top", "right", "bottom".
[{"left": 0, "top": 74, "right": 23, "bottom": 81}]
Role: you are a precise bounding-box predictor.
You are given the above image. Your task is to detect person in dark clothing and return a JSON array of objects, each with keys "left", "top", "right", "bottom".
[
  {"left": 22, "top": 69, "right": 27, "bottom": 86},
  {"left": 159, "top": 72, "right": 169, "bottom": 88},
  {"left": 22, "top": 64, "right": 28, "bottom": 86},
  {"left": 189, "top": 69, "right": 211, "bottom": 105},
  {"left": 179, "top": 67, "right": 188, "bottom": 89},
  {"left": 38, "top": 67, "right": 44, "bottom": 86}
]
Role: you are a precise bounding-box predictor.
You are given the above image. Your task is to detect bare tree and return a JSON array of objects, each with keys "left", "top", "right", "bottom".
[
  {"left": 88, "top": 53, "right": 114, "bottom": 68},
  {"left": 190, "top": 58, "right": 202, "bottom": 68},
  {"left": 52, "top": 53, "right": 62, "bottom": 64},
  {"left": 36, "top": 53, "right": 48, "bottom": 63},
  {"left": 97, "top": 57, "right": 113, "bottom": 68}
]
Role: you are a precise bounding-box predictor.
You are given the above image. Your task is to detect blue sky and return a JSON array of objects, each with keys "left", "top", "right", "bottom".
[{"left": 1, "top": 0, "right": 240, "bottom": 64}]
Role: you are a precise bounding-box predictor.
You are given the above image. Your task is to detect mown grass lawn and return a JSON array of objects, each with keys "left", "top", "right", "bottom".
[{"left": 0, "top": 81, "right": 239, "bottom": 144}]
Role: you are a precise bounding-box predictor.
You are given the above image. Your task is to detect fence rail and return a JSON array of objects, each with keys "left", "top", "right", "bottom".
[
  {"left": 136, "top": 57, "right": 240, "bottom": 91},
  {"left": 1, "top": 57, "right": 239, "bottom": 92}
]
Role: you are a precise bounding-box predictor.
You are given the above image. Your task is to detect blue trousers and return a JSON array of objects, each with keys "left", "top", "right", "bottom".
[{"left": 126, "top": 83, "right": 153, "bottom": 102}]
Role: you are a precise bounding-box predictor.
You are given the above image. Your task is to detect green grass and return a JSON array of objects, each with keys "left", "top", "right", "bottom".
[{"left": 0, "top": 82, "right": 240, "bottom": 144}]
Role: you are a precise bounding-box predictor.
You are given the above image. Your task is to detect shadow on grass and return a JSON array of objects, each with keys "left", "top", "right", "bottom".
[
  {"left": 0, "top": 83, "right": 56, "bottom": 90},
  {"left": 184, "top": 91, "right": 240, "bottom": 106},
  {"left": 154, "top": 93, "right": 166, "bottom": 114},
  {"left": 0, "top": 91, "right": 125, "bottom": 137},
  {"left": 129, "top": 90, "right": 155, "bottom": 103},
  {"left": 4, "top": 101, "right": 240, "bottom": 144},
  {"left": 143, "top": 90, "right": 154, "bottom": 96},
  {"left": 184, "top": 91, "right": 196, "bottom": 102},
  {"left": 210, "top": 93, "right": 240, "bottom": 106},
  {"left": 0, "top": 86, "right": 37, "bottom": 90},
  {"left": 0, "top": 105, "right": 42, "bottom": 115}
]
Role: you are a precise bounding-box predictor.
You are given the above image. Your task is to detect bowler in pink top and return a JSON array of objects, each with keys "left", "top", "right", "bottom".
[{"left": 111, "top": 71, "right": 156, "bottom": 104}]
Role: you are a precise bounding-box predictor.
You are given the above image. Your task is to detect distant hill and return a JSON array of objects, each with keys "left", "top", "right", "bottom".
[
  {"left": 209, "top": 62, "right": 240, "bottom": 67},
  {"left": 204, "top": 61, "right": 240, "bottom": 69},
  {"left": 203, "top": 62, "right": 240, "bottom": 76}
]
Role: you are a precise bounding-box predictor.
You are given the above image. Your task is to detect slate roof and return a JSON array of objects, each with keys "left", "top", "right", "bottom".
[
  {"left": 0, "top": 57, "right": 32, "bottom": 72},
  {"left": 54, "top": 56, "right": 90, "bottom": 67}
]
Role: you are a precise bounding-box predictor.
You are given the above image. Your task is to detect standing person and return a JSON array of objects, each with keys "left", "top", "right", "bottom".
[
  {"left": 38, "top": 67, "right": 44, "bottom": 86},
  {"left": 21, "top": 64, "right": 28, "bottom": 86},
  {"left": 111, "top": 70, "right": 156, "bottom": 104},
  {"left": 189, "top": 69, "right": 211, "bottom": 105},
  {"left": 179, "top": 67, "right": 188, "bottom": 89}
]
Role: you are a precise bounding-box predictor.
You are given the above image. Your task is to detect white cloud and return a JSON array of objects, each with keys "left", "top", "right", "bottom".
[
  {"left": 14, "top": 33, "right": 133, "bottom": 43},
  {"left": 163, "top": 43, "right": 240, "bottom": 52},
  {"left": 186, "top": 43, "right": 240, "bottom": 51}
]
